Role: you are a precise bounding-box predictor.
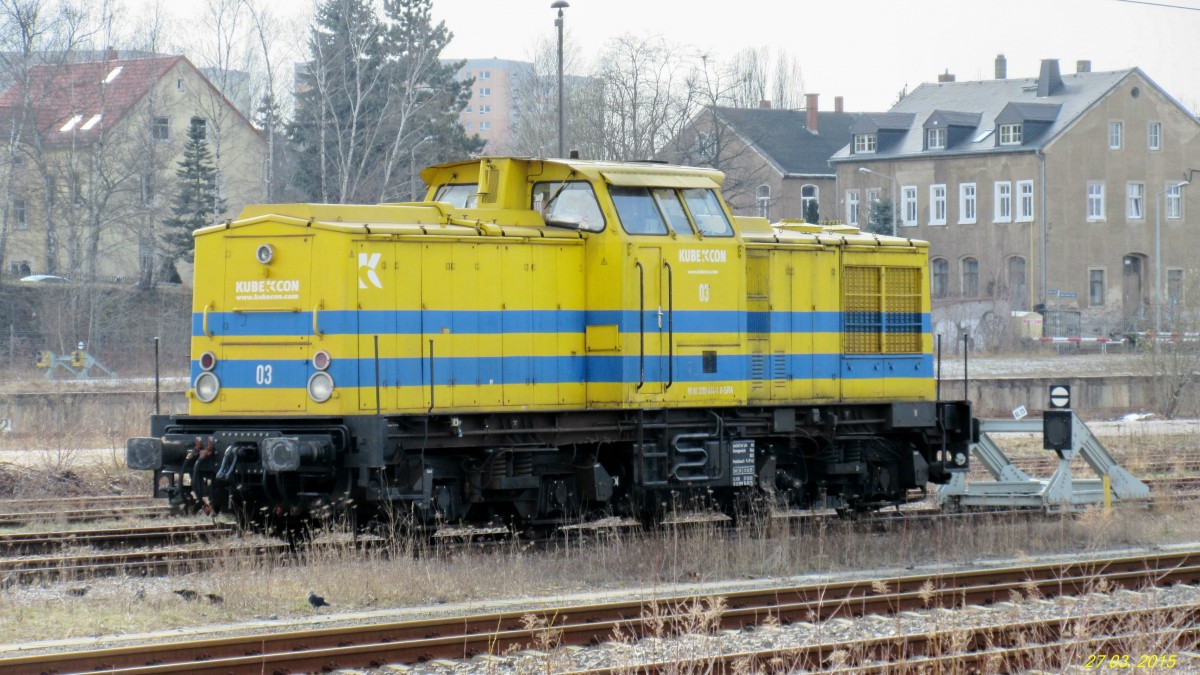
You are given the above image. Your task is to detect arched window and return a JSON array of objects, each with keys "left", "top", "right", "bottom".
[
  {"left": 931, "top": 258, "right": 949, "bottom": 298},
  {"left": 756, "top": 184, "right": 771, "bottom": 219},
  {"left": 961, "top": 257, "right": 979, "bottom": 297},
  {"left": 1007, "top": 256, "right": 1027, "bottom": 310},
  {"left": 801, "top": 184, "right": 819, "bottom": 223}
]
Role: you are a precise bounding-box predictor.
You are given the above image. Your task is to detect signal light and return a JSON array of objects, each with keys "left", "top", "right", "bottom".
[
  {"left": 312, "top": 350, "right": 331, "bottom": 371},
  {"left": 1043, "top": 410, "right": 1073, "bottom": 451},
  {"left": 199, "top": 352, "right": 217, "bottom": 371}
]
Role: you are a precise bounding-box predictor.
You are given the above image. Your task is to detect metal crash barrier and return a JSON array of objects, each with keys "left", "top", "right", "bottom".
[{"left": 937, "top": 385, "right": 1150, "bottom": 511}]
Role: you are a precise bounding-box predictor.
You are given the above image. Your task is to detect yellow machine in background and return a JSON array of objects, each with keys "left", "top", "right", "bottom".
[{"left": 130, "top": 157, "right": 973, "bottom": 533}]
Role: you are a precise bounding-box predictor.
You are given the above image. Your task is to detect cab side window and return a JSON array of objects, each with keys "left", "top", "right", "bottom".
[
  {"left": 652, "top": 188, "right": 694, "bottom": 236},
  {"left": 611, "top": 186, "right": 668, "bottom": 235},
  {"left": 433, "top": 184, "right": 478, "bottom": 208},
  {"left": 532, "top": 181, "right": 606, "bottom": 232},
  {"left": 682, "top": 188, "right": 734, "bottom": 236}
]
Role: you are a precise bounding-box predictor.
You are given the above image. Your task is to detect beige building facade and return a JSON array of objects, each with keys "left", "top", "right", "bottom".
[
  {"left": 832, "top": 59, "right": 1200, "bottom": 339},
  {"left": 0, "top": 55, "right": 266, "bottom": 286}
]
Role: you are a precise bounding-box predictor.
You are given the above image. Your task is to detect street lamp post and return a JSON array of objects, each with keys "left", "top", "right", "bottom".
[
  {"left": 410, "top": 135, "right": 435, "bottom": 201},
  {"left": 551, "top": 1, "right": 569, "bottom": 158},
  {"left": 1155, "top": 180, "right": 1189, "bottom": 335},
  {"left": 858, "top": 166, "right": 898, "bottom": 236}
]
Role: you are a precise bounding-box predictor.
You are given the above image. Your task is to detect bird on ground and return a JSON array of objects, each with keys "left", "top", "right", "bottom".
[
  {"left": 205, "top": 593, "right": 224, "bottom": 605},
  {"left": 307, "top": 591, "right": 330, "bottom": 608},
  {"left": 173, "top": 589, "right": 199, "bottom": 601}
]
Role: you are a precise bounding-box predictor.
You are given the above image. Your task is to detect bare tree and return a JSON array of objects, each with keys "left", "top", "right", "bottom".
[
  {"left": 771, "top": 51, "right": 804, "bottom": 110},
  {"left": 588, "top": 33, "right": 699, "bottom": 162},
  {"left": 727, "top": 46, "right": 767, "bottom": 108}
]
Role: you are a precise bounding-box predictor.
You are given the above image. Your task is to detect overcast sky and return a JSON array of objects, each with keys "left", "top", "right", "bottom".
[{"left": 417, "top": 0, "right": 1200, "bottom": 113}]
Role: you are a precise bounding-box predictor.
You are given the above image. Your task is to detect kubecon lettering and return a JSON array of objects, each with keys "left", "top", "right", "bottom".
[{"left": 678, "top": 249, "right": 727, "bottom": 263}]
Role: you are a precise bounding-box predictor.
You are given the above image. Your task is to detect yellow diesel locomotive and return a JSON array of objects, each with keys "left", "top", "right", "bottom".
[{"left": 128, "top": 157, "right": 973, "bottom": 531}]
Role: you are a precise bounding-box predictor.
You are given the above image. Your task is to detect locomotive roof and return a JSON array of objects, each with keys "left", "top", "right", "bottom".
[{"left": 419, "top": 156, "right": 727, "bottom": 186}]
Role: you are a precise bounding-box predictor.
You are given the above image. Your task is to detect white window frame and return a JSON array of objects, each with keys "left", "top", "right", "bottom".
[
  {"left": 12, "top": 198, "right": 26, "bottom": 230},
  {"left": 152, "top": 116, "right": 169, "bottom": 142},
  {"left": 480, "top": 70, "right": 491, "bottom": 80},
  {"left": 479, "top": 87, "right": 491, "bottom": 97},
  {"left": 994, "top": 181, "right": 1012, "bottom": 223},
  {"left": 846, "top": 190, "right": 859, "bottom": 226},
  {"left": 959, "top": 183, "right": 977, "bottom": 224},
  {"left": 479, "top": 121, "right": 491, "bottom": 131},
  {"left": 1087, "top": 181, "right": 1105, "bottom": 221},
  {"left": 998, "top": 124, "right": 1022, "bottom": 145},
  {"left": 801, "top": 184, "right": 819, "bottom": 220},
  {"left": 1109, "top": 121, "right": 1123, "bottom": 149},
  {"left": 854, "top": 134, "right": 876, "bottom": 153},
  {"left": 1149, "top": 122, "right": 1162, "bottom": 151},
  {"left": 929, "top": 184, "right": 946, "bottom": 225},
  {"left": 901, "top": 186, "right": 918, "bottom": 226},
  {"left": 1127, "top": 181, "right": 1145, "bottom": 220},
  {"left": 756, "top": 184, "right": 771, "bottom": 219},
  {"left": 478, "top": 105, "right": 491, "bottom": 114},
  {"left": 1016, "top": 180, "right": 1034, "bottom": 222},
  {"left": 927, "top": 127, "right": 946, "bottom": 149},
  {"left": 1167, "top": 182, "right": 1184, "bottom": 220}
]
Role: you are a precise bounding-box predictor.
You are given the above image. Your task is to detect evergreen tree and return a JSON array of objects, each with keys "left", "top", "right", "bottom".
[
  {"left": 866, "top": 198, "right": 894, "bottom": 236},
  {"left": 288, "top": 0, "right": 481, "bottom": 203},
  {"left": 804, "top": 199, "right": 819, "bottom": 224},
  {"left": 163, "top": 116, "right": 225, "bottom": 265}
]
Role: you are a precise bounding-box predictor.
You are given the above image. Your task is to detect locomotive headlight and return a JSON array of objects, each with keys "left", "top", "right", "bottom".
[
  {"left": 255, "top": 243, "right": 274, "bottom": 264},
  {"left": 195, "top": 372, "right": 220, "bottom": 403},
  {"left": 312, "top": 350, "right": 331, "bottom": 371},
  {"left": 307, "top": 371, "right": 334, "bottom": 403}
]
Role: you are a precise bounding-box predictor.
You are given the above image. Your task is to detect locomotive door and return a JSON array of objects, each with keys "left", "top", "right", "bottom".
[
  {"left": 356, "top": 241, "right": 422, "bottom": 412},
  {"left": 633, "top": 247, "right": 664, "bottom": 396}
]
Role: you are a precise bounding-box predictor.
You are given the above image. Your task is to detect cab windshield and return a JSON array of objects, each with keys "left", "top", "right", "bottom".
[
  {"left": 532, "top": 181, "right": 605, "bottom": 232},
  {"left": 432, "top": 184, "right": 478, "bottom": 208}
]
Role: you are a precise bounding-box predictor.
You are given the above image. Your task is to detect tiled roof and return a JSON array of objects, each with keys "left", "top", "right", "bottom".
[
  {"left": 711, "top": 106, "right": 857, "bottom": 176},
  {"left": 0, "top": 56, "right": 183, "bottom": 144},
  {"left": 831, "top": 69, "right": 1136, "bottom": 161}
]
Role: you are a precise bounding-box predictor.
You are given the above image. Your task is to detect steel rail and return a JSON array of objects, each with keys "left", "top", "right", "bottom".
[
  {"left": 0, "top": 523, "right": 232, "bottom": 556},
  {"left": 0, "top": 543, "right": 284, "bottom": 584},
  {"left": 0, "top": 505, "right": 171, "bottom": 527},
  {"left": 6, "top": 549, "right": 1200, "bottom": 675}
]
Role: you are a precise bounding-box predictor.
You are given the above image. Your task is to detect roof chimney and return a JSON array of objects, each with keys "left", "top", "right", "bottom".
[
  {"left": 995, "top": 54, "right": 1007, "bottom": 79},
  {"left": 758, "top": 99, "right": 771, "bottom": 109},
  {"left": 1037, "top": 58, "right": 1063, "bottom": 97},
  {"left": 938, "top": 69, "right": 956, "bottom": 83},
  {"left": 1076, "top": 60, "right": 1091, "bottom": 73},
  {"left": 834, "top": 96, "right": 843, "bottom": 113},
  {"left": 806, "top": 93, "right": 819, "bottom": 133}
]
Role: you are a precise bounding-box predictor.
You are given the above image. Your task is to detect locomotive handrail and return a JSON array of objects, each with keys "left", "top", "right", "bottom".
[
  {"left": 664, "top": 260, "right": 674, "bottom": 390},
  {"left": 427, "top": 338, "right": 436, "bottom": 413},
  {"left": 201, "top": 304, "right": 212, "bottom": 337},
  {"left": 635, "top": 260, "right": 645, "bottom": 390},
  {"left": 312, "top": 304, "right": 323, "bottom": 337}
]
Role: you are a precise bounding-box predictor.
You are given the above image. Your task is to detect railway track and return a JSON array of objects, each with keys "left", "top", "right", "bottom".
[
  {"left": 0, "top": 522, "right": 232, "bottom": 556},
  {"left": 0, "top": 495, "right": 159, "bottom": 513},
  {"left": 0, "top": 542, "right": 283, "bottom": 584},
  {"left": 4, "top": 549, "right": 1198, "bottom": 674},
  {"left": 0, "top": 504, "right": 171, "bottom": 527}
]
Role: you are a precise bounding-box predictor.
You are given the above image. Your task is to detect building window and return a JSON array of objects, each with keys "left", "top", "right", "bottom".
[
  {"left": 901, "top": 186, "right": 917, "bottom": 226},
  {"left": 1109, "top": 121, "right": 1123, "bottom": 149},
  {"left": 1127, "top": 181, "right": 1144, "bottom": 220},
  {"left": 479, "top": 87, "right": 491, "bottom": 97},
  {"left": 1089, "top": 268, "right": 1105, "bottom": 307},
  {"left": 479, "top": 105, "right": 491, "bottom": 114},
  {"left": 994, "top": 181, "right": 1012, "bottom": 222},
  {"left": 152, "top": 116, "right": 169, "bottom": 141},
  {"left": 931, "top": 258, "right": 949, "bottom": 298},
  {"left": 191, "top": 116, "right": 207, "bottom": 142},
  {"left": 1087, "top": 181, "right": 1105, "bottom": 220},
  {"left": 854, "top": 134, "right": 876, "bottom": 153},
  {"left": 71, "top": 173, "right": 83, "bottom": 207},
  {"left": 1149, "top": 122, "right": 1161, "bottom": 150},
  {"left": 801, "top": 184, "right": 818, "bottom": 221},
  {"left": 464, "top": 122, "right": 472, "bottom": 130},
  {"left": 1016, "top": 180, "right": 1034, "bottom": 221},
  {"left": 867, "top": 188, "right": 881, "bottom": 204},
  {"left": 176, "top": 78, "right": 183, "bottom": 91},
  {"left": 11, "top": 198, "right": 26, "bottom": 230},
  {"left": 1008, "top": 256, "right": 1028, "bottom": 311},
  {"left": 479, "top": 70, "right": 491, "bottom": 80},
  {"left": 846, "top": 190, "right": 859, "bottom": 226},
  {"left": 757, "top": 184, "right": 771, "bottom": 219},
  {"left": 959, "top": 183, "right": 976, "bottom": 224},
  {"left": 1168, "top": 269, "right": 1184, "bottom": 313},
  {"left": 479, "top": 121, "right": 491, "bottom": 130},
  {"left": 998, "top": 124, "right": 1022, "bottom": 145},
  {"left": 927, "top": 127, "right": 946, "bottom": 149},
  {"left": 1167, "top": 182, "right": 1184, "bottom": 219},
  {"left": 929, "top": 184, "right": 946, "bottom": 225},
  {"left": 962, "top": 257, "right": 979, "bottom": 297}
]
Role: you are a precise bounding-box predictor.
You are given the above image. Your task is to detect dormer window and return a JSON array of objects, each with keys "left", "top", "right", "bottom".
[
  {"left": 927, "top": 128, "right": 946, "bottom": 149},
  {"left": 998, "top": 124, "right": 1022, "bottom": 145},
  {"left": 854, "top": 133, "right": 877, "bottom": 153}
]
